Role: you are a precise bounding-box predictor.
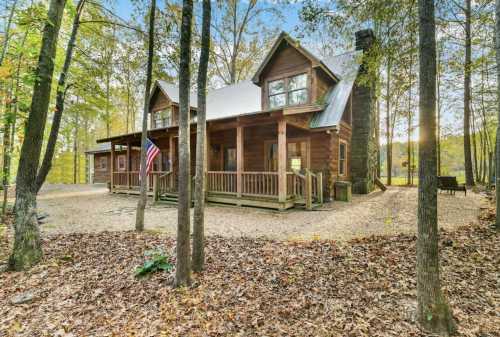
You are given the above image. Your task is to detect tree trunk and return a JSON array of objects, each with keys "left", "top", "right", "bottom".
[
  {"left": 407, "top": 29, "right": 414, "bottom": 186},
  {"left": 9, "top": 0, "right": 66, "bottom": 271},
  {"left": 2, "top": 84, "right": 14, "bottom": 216},
  {"left": 135, "top": 0, "right": 156, "bottom": 232},
  {"left": 437, "top": 42, "right": 442, "bottom": 177},
  {"left": 2, "top": 29, "right": 29, "bottom": 216},
  {"left": 464, "top": 0, "right": 475, "bottom": 186},
  {"left": 192, "top": 0, "right": 211, "bottom": 273},
  {"left": 386, "top": 58, "right": 392, "bottom": 185},
  {"left": 73, "top": 108, "right": 79, "bottom": 184},
  {"left": 175, "top": 0, "right": 193, "bottom": 288},
  {"left": 495, "top": 0, "right": 500, "bottom": 230},
  {"left": 35, "top": 0, "right": 86, "bottom": 193},
  {"left": 417, "top": 0, "right": 456, "bottom": 334},
  {"left": 471, "top": 105, "right": 479, "bottom": 181}
]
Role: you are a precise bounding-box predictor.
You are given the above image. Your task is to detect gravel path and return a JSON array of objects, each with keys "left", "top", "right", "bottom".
[{"left": 37, "top": 184, "right": 485, "bottom": 240}]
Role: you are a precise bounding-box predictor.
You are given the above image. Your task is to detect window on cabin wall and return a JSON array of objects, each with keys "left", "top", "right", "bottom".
[
  {"left": 268, "top": 73, "right": 308, "bottom": 109},
  {"left": 153, "top": 107, "right": 171, "bottom": 128},
  {"left": 224, "top": 147, "right": 237, "bottom": 171},
  {"left": 117, "top": 155, "right": 126, "bottom": 171},
  {"left": 265, "top": 140, "right": 308, "bottom": 172},
  {"left": 339, "top": 142, "right": 347, "bottom": 176},
  {"left": 97, "top": 156, "right": 107, "bottom": 170}
]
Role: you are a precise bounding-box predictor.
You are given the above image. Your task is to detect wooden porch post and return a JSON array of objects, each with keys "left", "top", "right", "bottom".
[
  {"left": 126, "top": 142, "right": 131, "bottom": 189},
  {"left": 110, "top": 142, "right": 115, "bottom": 192},
  {"left": 169, "top": 135, "right": 175, "bottom": 189},
  {"left": 278, "top": 119, "right": 287, "bottom": 203},
  {"left": 204, "top": 127, "right": 210, "bottom": 194},
  {"left": 236, "top": 125, "right": 244, "bottom": 199}
]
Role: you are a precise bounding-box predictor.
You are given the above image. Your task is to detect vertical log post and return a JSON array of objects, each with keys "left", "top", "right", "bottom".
[
  {"left": 278, "top": 119, "right": 287, "bottom": 204},
  {"left": 236, "top": 125, "right": 243, "bottom": 200},
  {"left": 204, "top": 127, "right": 210, "bottom": 196},
  {"left": 110, "top": 142, "right": 115, "bottom": 192},
  {"left": 317, "top": 172, "right": 323, "bottom": 204},
  {"left": 305, "top": 169, "right": 312, "bottom": 210},
  {"left": 126, "top": 142, "right": 131, "bottom": 189},
  {"left": 153, "top": 174, "right": 159, "bottom": 201},
  {"left": 169, "top": 135, "right": 175, "bottom": 189}
]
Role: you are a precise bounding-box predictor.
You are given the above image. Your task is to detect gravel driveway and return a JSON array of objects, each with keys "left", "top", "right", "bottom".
[{"left": 37, "top": 184, "right": 484, "bottom": 240}]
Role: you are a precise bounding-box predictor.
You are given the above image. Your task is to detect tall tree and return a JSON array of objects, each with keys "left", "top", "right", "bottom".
[
  {"left": 463, "top": 0, "right": 475, "bottom": 186},
  {"left": 175, "top": 0, "right": 193, "bottom": 287},
  {"left": 192, "top": 0, "right": 211, "bottom": 273},
  {"left": 210, "top": 0, "right": 280, "bottom": 85},
  {"left": 135, "top": 0, "right": 156, "bottom": 232},
  {"left": 8, "top": 0, "right": 66, "bottom": 270},
  {"left": 417, "top": 0, "right": 456, "bottom": 333},
  {"left": 495, "top": 0, "right": 500, "bottom": 230},
  {"left": 35, "top": 0, "right": 86, "bottom": 193}
]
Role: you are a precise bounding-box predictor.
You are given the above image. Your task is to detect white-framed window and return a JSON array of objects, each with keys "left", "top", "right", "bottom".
[
  {"left": 268, "top": 73, "right": 308, "bottom": 109},
  {"left": 339, "top": 142, "right": 347, "bottom": 176},
  {"left": 153, "top": 107, "right": 171, "bottom": 129},
  {"left": 117, "top": 155, "right": 126, "bottom": 171}
]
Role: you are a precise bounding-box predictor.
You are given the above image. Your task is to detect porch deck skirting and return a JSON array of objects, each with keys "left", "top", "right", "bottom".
[{"left": 111, "top": 170, "right": 323, "bottom": 210}]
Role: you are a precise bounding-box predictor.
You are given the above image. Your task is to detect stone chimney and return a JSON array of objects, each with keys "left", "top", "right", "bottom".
[{"left": 350, "top": 29, "right": 378, "bottom": 194}]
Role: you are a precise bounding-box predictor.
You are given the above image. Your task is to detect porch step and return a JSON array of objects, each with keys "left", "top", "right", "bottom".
[
  {"left": 158, "top": 193, "right": 178, "bottom": 204},
  {"left": 293, "top": 199, "right": 322, "bottom": 209}
]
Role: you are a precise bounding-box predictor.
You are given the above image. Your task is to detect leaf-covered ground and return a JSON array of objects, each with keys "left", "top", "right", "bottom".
[{"left": 0, "top": 220, "right": 498, "bottom": 336}]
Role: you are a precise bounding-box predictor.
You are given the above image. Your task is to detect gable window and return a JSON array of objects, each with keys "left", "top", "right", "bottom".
[
  {"left": 339, "top": 142, "right": 347, "bottom": 176},
  {"left": 268, "top": 73, "right": 308, "bottom": 109},
  {"left": 153, "top": 107, "right": 171, "bottom": 129}
]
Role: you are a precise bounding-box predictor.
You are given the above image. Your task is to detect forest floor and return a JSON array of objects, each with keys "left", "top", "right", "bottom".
[
  {"left": 0, "top": 211, "right": 498, "bottom": 336},
  {"left": 35, "top": 184, "right": 484, "bottom": 240}
]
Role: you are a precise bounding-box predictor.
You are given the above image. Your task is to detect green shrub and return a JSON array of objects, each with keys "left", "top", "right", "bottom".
[{"left": 135, "top": 248, "right": 173, "bottom": 277}]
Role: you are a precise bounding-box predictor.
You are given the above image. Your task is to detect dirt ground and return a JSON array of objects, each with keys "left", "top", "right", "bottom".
[{"left": 36, "top": 184, "right": 485, "bottom": 240}]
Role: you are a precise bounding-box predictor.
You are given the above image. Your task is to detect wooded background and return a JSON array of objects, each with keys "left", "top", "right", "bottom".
[{"left": 0, "top": 0, "right": 496, "bottom": 186}]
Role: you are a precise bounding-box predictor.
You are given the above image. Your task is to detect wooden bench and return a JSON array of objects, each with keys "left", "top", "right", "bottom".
[{"left": 437, "top": 176, "right": 466, "bottom": 196}]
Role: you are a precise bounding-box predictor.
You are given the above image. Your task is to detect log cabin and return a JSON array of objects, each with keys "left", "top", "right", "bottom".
[{"left": 91, "top": 29, "right": 379, "bottom": 210}]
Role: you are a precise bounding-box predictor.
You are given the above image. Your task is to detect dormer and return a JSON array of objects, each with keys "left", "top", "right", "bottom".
[
  {"left": 148, "top": 80, "right": 197, "bottom": 129},
  {"left": 251, "top": 32, "right": 339, "bottom": 112}
]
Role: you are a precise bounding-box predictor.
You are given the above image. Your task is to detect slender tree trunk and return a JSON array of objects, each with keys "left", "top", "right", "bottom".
[
  {"left": 495, "top": 0, "right": 500, "bottom": 230},
  {"left": 407, "top": 29, "right": 414, "bottom": 186},
  {"left": 464, "top": 0, "right": 474, "bottom": 186},
  {"left": 417, "top": 0, "right": 456, "bottom": 333},
  {"left": 9, "top": 0, "right": 66, "bottom": 271},
  {"left": 192, "top": 0, "right": 211, "bottom": 273},
  {"left": 437, "top": 42, "right": 442, "bottom": 176},
  {"left": 2, "top": 29, "right": 28, "bottom": 215},
  {"left": 35, "top": 0, "right": 86, "bottom": 193},
  {"left": 73, "top": 108, "right": 79, "bottom": 184},
  {"left": 135, "top": 0, "right": 156, "bottom": 232},
  {"left": 175, "top": 0, "right": 193, "bottom": 288},
  {"left": 0, "top": 0, "right": 19, "bottom": 66},
  {"left": 471, "top": 106, "right": 479, "bottom": 180},
  {"left": 386, "top": 58, "right": 392, "bottom": 185},
  {"left": 2, "top": 84, "right": 14, "bottom": 216}
]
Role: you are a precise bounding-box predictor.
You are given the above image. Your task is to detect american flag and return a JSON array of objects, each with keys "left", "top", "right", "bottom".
[{"left": 143, "top": 138, "right": 160, "bottom": 174}]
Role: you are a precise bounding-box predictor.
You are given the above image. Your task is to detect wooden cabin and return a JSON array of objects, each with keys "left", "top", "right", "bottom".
[{"left": 94, "top": 30, "right": 378, "bottom": 210}]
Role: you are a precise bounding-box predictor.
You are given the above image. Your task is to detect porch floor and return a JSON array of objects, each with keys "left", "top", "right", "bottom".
[{"left": 37, "top": 184, "right": 484, "bottom": 241}]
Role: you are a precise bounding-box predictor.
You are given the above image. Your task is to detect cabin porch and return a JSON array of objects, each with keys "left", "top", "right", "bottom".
[{"left": 106, "top": 117, "right": 328, "bottom": 210}]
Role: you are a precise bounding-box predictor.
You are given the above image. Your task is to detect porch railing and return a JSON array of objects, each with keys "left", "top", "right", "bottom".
[
  {"left": 242, "top": 172, "right": 278, "bottom": 197},
  {"left": 114, "top": 169, "right": 323, "bottom": 209},
  {"left": 207, "top": 171, "right": 237, "bottom": 194},
  {"left": 287, "top": 169, "right": 323, "bottom": 209}
]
